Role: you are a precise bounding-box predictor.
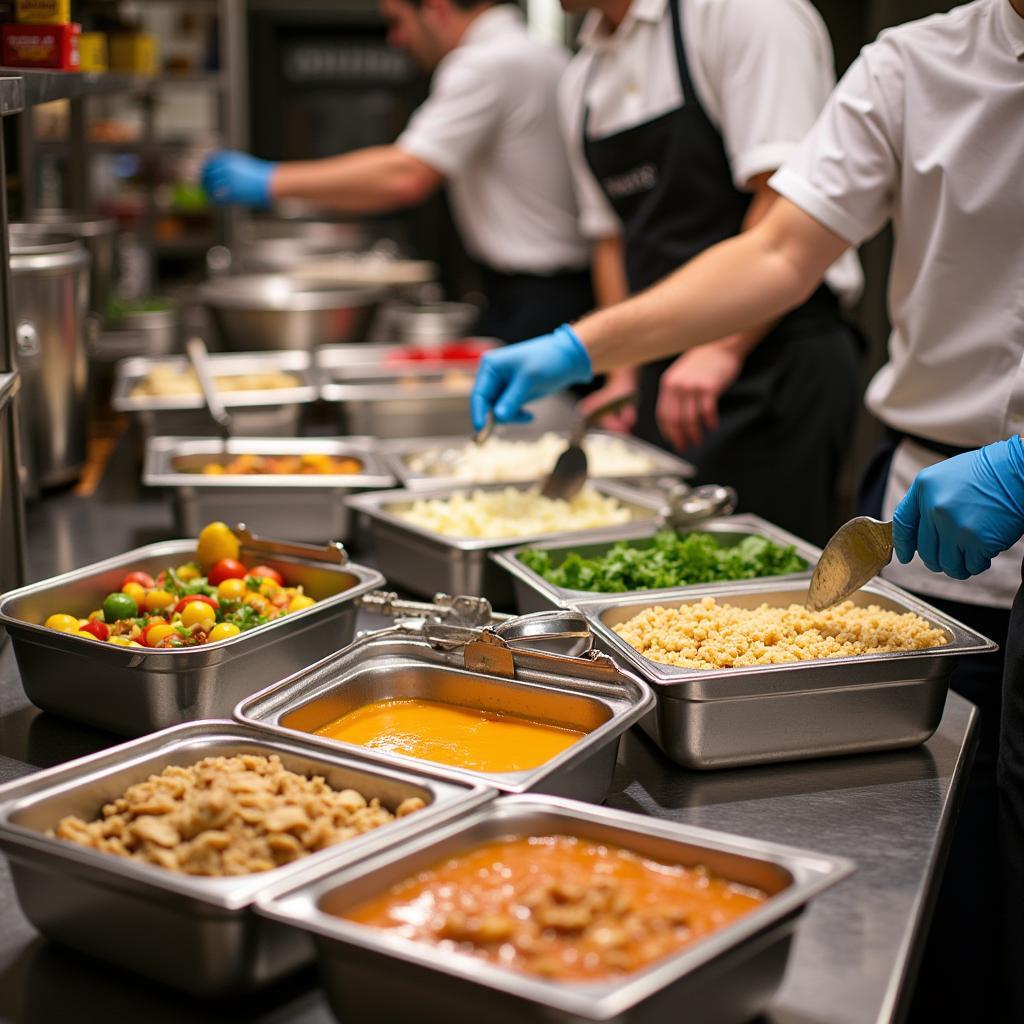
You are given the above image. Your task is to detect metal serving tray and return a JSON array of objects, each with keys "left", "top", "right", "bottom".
[
  {"left": 143, "top": 436, "right": 396, "bottom": 542},
  {"left": 255, "top": 794, "right": 853, "bottom": 1024},
  {"left": 580, "top": 578, "right": 998, "bottom": 769},
  {"left": 345, "top": 480, "right": 665, "bottom": 607},
  {"left": 317, "top": 344, "right": 573, "bottom": 438},
  {"left": 380, "top": 428, "right": 695, "bottom": 490},
  {"left": 0, "top": 721, "right": 492, "bottom": 996},
  {"left": 493, "top": 513, "right": 821, "bottom": 614},
  {"left": 236, "top": 624, "right": 654, "bottom": 802},
  {"left": 0, "top": 536, "right": 384, "bottom": 736},
  {"left": 111, "top": 350, "right": 318, "bottom": 439}
]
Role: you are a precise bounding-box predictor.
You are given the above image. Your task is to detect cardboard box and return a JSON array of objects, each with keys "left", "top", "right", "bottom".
[
  {"left": 15, "top": 0, "right": 70, "bottom": 25},
  {"left": 78, "top": 30, "right": 106, "bottom": 72},
  {"left": 108, "top": 31, "right": 157, "bottom": 75},
  {"left": 2, "top": 21, "right": 79, "bottom": 68}
]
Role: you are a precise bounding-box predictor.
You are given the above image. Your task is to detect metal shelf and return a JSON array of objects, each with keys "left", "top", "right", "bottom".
[{"left": 0, "top": 68, "right": 144, "bottom": 108}]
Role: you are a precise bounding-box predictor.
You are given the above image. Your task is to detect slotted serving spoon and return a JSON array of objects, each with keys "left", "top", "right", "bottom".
[
  {"left": 540, "top": 391, "right": 639, "bottom": 501},
  {"left": 806, "top": 516, "right": 894, "bottom": 610}
]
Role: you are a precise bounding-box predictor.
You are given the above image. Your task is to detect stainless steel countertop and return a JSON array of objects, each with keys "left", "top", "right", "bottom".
[{"left": 0, "top": 438, "right": 977, "bottom": 1023}]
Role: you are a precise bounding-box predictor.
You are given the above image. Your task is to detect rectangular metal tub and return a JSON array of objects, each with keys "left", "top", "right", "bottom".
[
  {"left": 493, "top": 514, "right": 821, "bottom": 614},
  {"left": 317, "top": 344, "right": 573, "bottom": 438},
  {"left": 0, "top": 538, "right": 385, "bottom": 736},
  {"left": 143, "top": 435, "right": 396, "bottom": 542},
  {"left": 236, "top": 627, "right": 654, "bottom": 803},
  {"left": 111, "top": 350, "right": 318, "bottom": 440},
  {"left": 380, "top": 428, "right": 695, "bottom": 490},
  {"left": 580, "top": 579, "right": 998, "bottom": 769},
  {"left": 0, "top": 721, "right": 492, "bottom": 996},
  {"left": 255, "top": 794, "right": 853, "bottom": 1024},
  {"left": 346, "top": 480, "right": 666, "bottom": 607}
]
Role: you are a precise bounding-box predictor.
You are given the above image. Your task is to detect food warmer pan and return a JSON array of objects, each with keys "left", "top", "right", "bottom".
[
  {"left": 345, "top": 479, "right": 666, "bottom": 607},
  {"left": 492, "top": 512, "right": 821, "bottom": 614},
  {"left": 255, "top": 794, "right": 853, "bottom": 1024},
  {"left": 143, "top": 436, "right": 396, "bottom": 542},
  {"left": 0, "top": 532, "right": 384, "bottom": 735},
  {"left": 0, "top": 722, "right": 492, "bottom": 996},
  {"left": 317, "top": 343, "right": 574, "bottom": 439},
  {"left": 236, "top": 621, "right": 654, "bottom": 803},
  {"left": 580, "top": 578, "right": 997, "bottom": 769},
  {"left": 380, "top": 428, "right": 695, "bottom": 490},
  {"left": 111, "top": 349, "right": 318, "bottom": 440}
]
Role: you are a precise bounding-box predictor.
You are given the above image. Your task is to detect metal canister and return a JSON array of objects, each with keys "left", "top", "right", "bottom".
[
  {"left": 30, "top": 209, "right": 117, "bottom": 317},
  {"left": 8, "top": 226, "right": 91, "bottom": 490}
]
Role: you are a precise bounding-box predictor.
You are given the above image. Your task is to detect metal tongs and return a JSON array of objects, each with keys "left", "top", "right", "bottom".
[
  {"left": 540, "top": 391, "right": 639, "bottom": 501},
  {"left": 357, "top": 590, "right": 510, "bottom": 628},
  {"left": 806, "top": 516, "right": 894, "bottom": 610}
]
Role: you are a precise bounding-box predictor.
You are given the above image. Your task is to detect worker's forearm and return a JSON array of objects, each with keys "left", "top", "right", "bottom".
[
  {"left": 271, "top": 146, "right": 439, "bottom": 214},
  {"left": 576, "top": 199, "right": 842, "bottom": 373},
  {"left": 591, "top": 235, "right": 629, "bottom": 309}
]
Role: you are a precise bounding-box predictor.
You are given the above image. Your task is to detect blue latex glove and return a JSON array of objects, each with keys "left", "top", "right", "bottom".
[
  {"left": 470, "top": 324, "right": 593, "bottom": 430},
  {"left": 892, "top": 435, "right": 1024, "bottom": 580},
  {"left": 201, "top": 151, "right": 276, "bottom": 208}
]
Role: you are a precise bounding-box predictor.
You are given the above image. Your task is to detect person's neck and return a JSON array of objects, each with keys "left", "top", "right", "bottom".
[
  {"left": 1012, "top": 0, "right": 1024, "bottom": 22},
  {"left": 597, "top": 0, "right": 633, "bottom": 31},
  {"left": 450, "top": 2, "right": 494, "bottom": 49}
]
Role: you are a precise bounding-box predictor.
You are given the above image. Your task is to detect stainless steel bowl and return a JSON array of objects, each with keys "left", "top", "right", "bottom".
[
  {"left": 0, "top": 721, "right": 492, "bottom": 995},
  {"left": 255, "top": 794, "right": 853, "bottom": 1024},
  {"left": 198, "top": 274, "right": 383, "bottom": 351}
]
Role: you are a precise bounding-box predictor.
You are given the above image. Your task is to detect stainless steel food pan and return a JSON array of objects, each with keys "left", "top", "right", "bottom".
[
  {"left": 380, "top": 428, "right": 695, "bottom": 490},
  {"left": 0, "top": 537, "right": 384, "bottom": 736},
  {"left": 580, "top": 578, "right": 998, "bottom": 769},
  {"left": 0, "top": 721, "right": 492, "bottom": 996},
  {"left": 143, "top": 436, "right": 396, "bottom": 542},
  {"left": 236, "top": 625, "right": 654, "bottom": 802},
  {"left": 255, "top": 794, "right": 853, "bottom": 1024},
  {"left": 346, "top": 481, "right": 665, "bottom": 606},
  {"left": 318, "top": 344, "right": 572, "bottom": 438},
  {"left": 111, "top": 350, "right": 317, "bottom": 440},
  {"left": 493, "top": 513, "right": 820, "bottom": 614}
]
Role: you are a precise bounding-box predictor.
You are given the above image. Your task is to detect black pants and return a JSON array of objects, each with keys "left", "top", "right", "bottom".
[
  {"left": 998, "top": 568, "right": 1024, "bottom": 1021},
  {"left": 474, "top": 267, "right": 594, "bottom": 345},
  {"left": 860, "top": 437, "right": 1010, "bottom": 1022}
]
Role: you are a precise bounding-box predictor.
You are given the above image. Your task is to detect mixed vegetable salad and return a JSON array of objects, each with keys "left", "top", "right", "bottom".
[
  {"left": 42, "top": 522, "right": 317, "bottom": 649},
  {"left": 517, "top": 530, "right": 808, "bottom": 594}
]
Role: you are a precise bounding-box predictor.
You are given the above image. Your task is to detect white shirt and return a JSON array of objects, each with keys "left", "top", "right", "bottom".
[
  {"left": 558, "top": 0, "right": 863, "bottom": 306},
  {"left": 398, "top": 5, "right": 589, "bottom": 275},
  {"left": 771, "top": 0, "right": 1024, "bottom": 607}
]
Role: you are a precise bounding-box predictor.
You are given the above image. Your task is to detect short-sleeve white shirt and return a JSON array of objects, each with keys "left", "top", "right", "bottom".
[
  {"left": 771, "top": 0, "right": 1024, "bottom": 607},
  {"left": 397, "top": 5, "right": 589, "bottom": 275},
  {"left": 558, "top": 0, "right": 863, "bottom": 305}
]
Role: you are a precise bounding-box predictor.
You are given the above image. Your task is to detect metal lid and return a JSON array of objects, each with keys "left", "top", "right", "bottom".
[
  {"left": 8, "top": 225, "right": 89, "bottom": 271},
  {"left": 31, "top": 208, "right": 117, "bottom": 238}
]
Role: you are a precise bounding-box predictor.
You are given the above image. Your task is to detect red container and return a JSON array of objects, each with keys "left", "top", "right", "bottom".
[{"left": 2, "top": 21, "right": 80, "bottom": 69}]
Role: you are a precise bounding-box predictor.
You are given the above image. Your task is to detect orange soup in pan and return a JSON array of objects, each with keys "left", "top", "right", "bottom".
[
  {"left": 341, "top": 834, "right": 768, "bottom": 982},
  {"left": 312, "top": 698, "right": 585, "bottom": 773}
]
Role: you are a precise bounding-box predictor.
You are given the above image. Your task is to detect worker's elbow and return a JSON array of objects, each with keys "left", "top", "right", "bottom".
[{"left": 390, "top": 161, "right": 441, "bottom": 208}]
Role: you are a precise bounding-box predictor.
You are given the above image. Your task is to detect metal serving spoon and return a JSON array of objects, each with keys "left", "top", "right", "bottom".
[
  {"left": 805, "top": 516, "right": 894, "bottom": 611},
  {"left": 540, "top": 391, "right": 639, "bottom": 501},
  {"left": 186, "top": 336, "right": 232, "bottom": 454}
]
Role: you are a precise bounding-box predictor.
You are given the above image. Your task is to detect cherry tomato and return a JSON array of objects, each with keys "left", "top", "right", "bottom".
[
  {"left": 249, "top": 565, "right": 284, "bottom": 587},
  {"left": 174, "top": 594, "right": 220, "bottom": 614},
  {"left": 146, "top": 623, "right": 177, "bottom": 646},
  {"left": 145, "top": 589, "right": 174, "bottom": 613},
  {"left": 208, "top": 558, "right": 247, "bottom": 586},
  {"left": 45, "top": 613, "right": 80, "bottom": 633},
  {"left": 181, "top": 601, "right": 216, "bottom": 629},
  {"left": 208, "top": 622, "right": 241, "bottom": 643},
  {"left": 102, "top": 592, "right": 138, "bottom": 623},
  {"left": 121, "top": 570, "right": 155, "bottom": 590},
  {"left": 79, "top": 619, "right": 109, "bottom": 641},
  {"left": 217, "top": 577, "right": 248, "bottom": 603},
  {"left": 196, "top": 521, "right": 239, "bottom": 570},
  {"left": 288, "top": 594, "right": 315, "bottom": 613},
  {"left": 122, "top": 581, "right": 147, "bottom": 606},
  {"left": 176, "top": 563, "right": 201, "bottom": 582}
]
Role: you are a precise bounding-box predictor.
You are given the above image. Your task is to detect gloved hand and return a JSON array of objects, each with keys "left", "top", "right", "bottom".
[
  {"left": 470, "top": 324, "right": 593, "bottom": 430},
  {"left": 201, "top": 151, "right": 277, "bottom": 208},
  {"left": 893, "top": 435, "right": 1024, "bottom": 580}
]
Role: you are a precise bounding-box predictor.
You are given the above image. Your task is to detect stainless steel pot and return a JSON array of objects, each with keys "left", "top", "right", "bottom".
[
  {"left": 0, "top": 372, "right": 27, "bottom": 599},
  {"left": 8, "top": 226, "right": 90, "bottom": 490},
  {"left": 382, "top": 301, "right": 479, "bottom": 347},
  {"left": 198, "top": 274, "right": 382, "bottom": 351},
  {"left": 90, "top": 305, "right": 180, "bottom": 364},
  {"left": 30, "top": 209, "right": 117, "bottom": 317}
]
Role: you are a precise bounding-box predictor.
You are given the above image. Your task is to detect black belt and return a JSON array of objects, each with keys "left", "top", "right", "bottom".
[{"left": 887, "top": 427, "right": 977, "bottom": 460}]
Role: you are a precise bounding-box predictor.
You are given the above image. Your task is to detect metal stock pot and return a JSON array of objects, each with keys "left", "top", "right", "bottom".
[{"left": 30, "top": 209, "right": 117, "bottom": 317}]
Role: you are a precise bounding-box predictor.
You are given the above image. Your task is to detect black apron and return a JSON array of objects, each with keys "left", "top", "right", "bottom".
[
  {"left": 474, "top": 265, "right": 595, "bottom": 344},
  {"left": 581, "top": 0, "right": 860, "bottom": 546}
]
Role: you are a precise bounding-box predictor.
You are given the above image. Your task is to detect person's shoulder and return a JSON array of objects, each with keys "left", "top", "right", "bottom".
[
  {"left": 458, "top": 22, "right": 568, "bottom": 82},
  {"left": 685, "top": 0, "right": 825, "bottom": 33},
  {"left": 870, "top": 0, "right": 988, "bottom": 61}
]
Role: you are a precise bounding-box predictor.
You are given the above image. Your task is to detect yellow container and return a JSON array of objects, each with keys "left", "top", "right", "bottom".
[
  {"left": 109, "top": 31, "right": 157, "bottom": 76},
  {"left": 78, "top": 31, "right": 106, "bottom": 72},
  {"left": 16, "top": 0, "right": 71, "bottom": 24}
]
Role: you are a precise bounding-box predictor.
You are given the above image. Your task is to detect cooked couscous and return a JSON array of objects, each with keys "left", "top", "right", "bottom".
[{"left": 612, "top": 597, "right": 947, "bottom": 669}]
